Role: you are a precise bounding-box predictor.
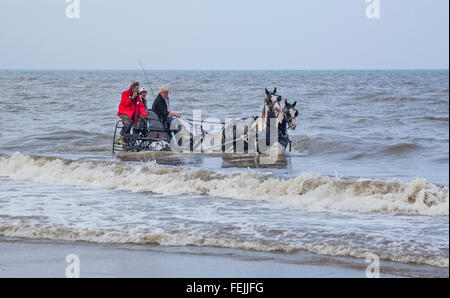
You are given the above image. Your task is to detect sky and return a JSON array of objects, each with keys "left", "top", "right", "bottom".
[{"left": 0, "top": 0, "right": 448, "bottom": 70}]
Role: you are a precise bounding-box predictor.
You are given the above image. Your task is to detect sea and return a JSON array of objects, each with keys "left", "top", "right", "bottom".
[{"left": 0, "top": 69, "right": 448, "bottom": 277}]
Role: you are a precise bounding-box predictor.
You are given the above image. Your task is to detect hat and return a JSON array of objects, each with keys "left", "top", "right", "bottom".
[
  {"left": 139, "top": 87, "right": 147, "bottom": 93},
  {"left": 159, "top": 86, "right": 169, "bottom": 93}
]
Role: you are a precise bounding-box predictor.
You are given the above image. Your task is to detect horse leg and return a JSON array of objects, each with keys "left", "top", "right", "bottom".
[{"left": 221, "top": 129, "right": 225, "bottom": 153}]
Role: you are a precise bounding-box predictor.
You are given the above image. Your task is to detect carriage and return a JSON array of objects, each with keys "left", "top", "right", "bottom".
[
  {"left": 113, "top": 88, "right": 298, "bottom": 163},
  {"left": 112, "top": 110, "right": 172, "bottom": 155},
  {"left": 113, "top": 113, "right": 292, "bottom": 156}
]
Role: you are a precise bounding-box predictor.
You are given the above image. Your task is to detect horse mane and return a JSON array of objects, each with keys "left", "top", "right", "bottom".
[
  {"left": 261, "top": 103, "right": 269, "bottom": 118},
  {"left": 276, "top": 108, "right": 285, "bottom": 124},
  {"left": 277, "top": 108, "right": 287, "bottom": 134}
]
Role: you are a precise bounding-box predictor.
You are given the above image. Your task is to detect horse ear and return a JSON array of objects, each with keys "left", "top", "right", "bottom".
[
  {"left": 292, "top": 101, "right": 297, "bottom": 108},
  {"left": 273, "top": 87, "right": 277, "bottom": 94},
  {"left": 265, "top": 88, "right": 270, "bottom": 96},
  {"left": 285, "top": 99, "right": 288, "bottom": 106}
]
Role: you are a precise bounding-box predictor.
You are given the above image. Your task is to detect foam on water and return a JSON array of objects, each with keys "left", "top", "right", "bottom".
[
  {"left": 0, "top": 216, "right": 447, "bottom": 268},
  {"left": 0, "top": 152, "right": 448, "bottom": 216}
]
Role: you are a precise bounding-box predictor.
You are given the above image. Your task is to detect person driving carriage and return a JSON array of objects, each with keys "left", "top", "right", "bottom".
[
  {"left": 151, "top": 86, "right": 181, "bottom": 129},
  {"left": 117, "top": 82, "right": 148, "bottom": 145}
]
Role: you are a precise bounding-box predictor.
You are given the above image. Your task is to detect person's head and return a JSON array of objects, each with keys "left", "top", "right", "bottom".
[
  {"left": 139, "top": 87, "right": 147, "bottom": 99},
  {"left": 159, "top": 86, "right": 169, "bottom": 99},
  {"left": 130, "top": 82, "right": 140, "bottom": 93}
]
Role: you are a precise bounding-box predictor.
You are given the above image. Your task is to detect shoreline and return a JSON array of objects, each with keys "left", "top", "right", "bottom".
[
  {"left": 0, "top": 238, "right": 381, "bottom": 278},
  {"left": 0, "top": 237, "right": 447, "bottom": 278}
]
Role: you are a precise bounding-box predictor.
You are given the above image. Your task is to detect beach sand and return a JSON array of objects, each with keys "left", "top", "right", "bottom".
[
  {"left": 4, "top": 237, "right": 446, "bottom": 278},
  {"left": 0, "top": 237, "right": 398, "bottom": 278}
]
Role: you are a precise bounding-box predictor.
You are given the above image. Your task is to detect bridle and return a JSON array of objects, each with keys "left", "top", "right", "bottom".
[
  {"left": 265, "top": 94, "right": 282, "bottom": 119},
  {"left": 282, "top": 106, "right": 298, "bottom": 129}
]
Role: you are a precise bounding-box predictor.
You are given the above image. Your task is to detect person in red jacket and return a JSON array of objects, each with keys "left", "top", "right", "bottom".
[{"left": 117, "top": 82, "right": 147, "bottom": 145}]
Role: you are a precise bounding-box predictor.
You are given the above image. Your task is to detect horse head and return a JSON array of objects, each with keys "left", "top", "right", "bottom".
[
  {"left": 283, "top": 99, "right": 299, "bottom": 130},
  {"left": 264, "top": 87, "right": 282, "bottom": 116}
]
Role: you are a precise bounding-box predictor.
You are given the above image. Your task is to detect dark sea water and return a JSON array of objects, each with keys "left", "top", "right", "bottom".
[{"left": 0, "top": 70, "right": 448, "bottom": 277}]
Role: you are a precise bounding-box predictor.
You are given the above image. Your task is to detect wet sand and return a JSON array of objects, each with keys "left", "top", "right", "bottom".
[{"left": 0, "top": 238, "right": 402, "bottom": 278}]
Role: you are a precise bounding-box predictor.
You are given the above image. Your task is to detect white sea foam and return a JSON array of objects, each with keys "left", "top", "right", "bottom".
[
  {"left": 0, "top": 223, "right": 447, "bottom": 268},
  {"left": 0, "top": 152, "right": 448, "bottom": 216}
]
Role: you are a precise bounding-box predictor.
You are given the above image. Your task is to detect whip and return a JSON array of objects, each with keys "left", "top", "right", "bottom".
[{"left": 138, "top": 59, "right": 155, "bottom": 99}]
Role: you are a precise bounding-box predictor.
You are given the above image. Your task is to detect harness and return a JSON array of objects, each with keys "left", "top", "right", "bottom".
[{"left": 279, "top": 107, "right": 298, "bottom": 152}]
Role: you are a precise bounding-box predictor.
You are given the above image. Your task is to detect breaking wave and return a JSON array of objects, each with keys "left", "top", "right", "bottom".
[
  {"left": 0, "top": 223, "right": 447, "bottom": 269},
  {"left": 0, "top": 152, "right": 448, "bottom": 216}
]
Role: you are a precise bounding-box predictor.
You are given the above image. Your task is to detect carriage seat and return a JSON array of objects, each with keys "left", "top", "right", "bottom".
[
  {"left": 147, "top": 110, "right": 167, "bottom": 131},
  {"left": 147, "top": 110, "right": 170, "bottom": 140}
]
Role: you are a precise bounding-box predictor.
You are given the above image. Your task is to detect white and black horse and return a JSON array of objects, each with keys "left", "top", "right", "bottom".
[
  {"left": 253, "top": 87, "right": 283, "bottom": 132},
  {"left": 217, "top": 88, "right": 299, "bottom": 154},
  {"left": 275, "top": 99, "right": 299, "bottom": 150}
]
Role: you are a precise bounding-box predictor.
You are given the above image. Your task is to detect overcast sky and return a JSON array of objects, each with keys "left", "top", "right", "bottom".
[{"left": 0, "top": 0, "right": 448, "bottom": 70}]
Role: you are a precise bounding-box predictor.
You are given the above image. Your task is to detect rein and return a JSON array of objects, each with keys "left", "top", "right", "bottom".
[{"left": 282, "top": 107, "right": 298, "bottom": 129}]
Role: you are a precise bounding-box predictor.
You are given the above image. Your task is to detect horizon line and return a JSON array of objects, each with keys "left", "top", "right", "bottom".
[{"left": 0, "top": 68, "right": 449, "bottom": 72}]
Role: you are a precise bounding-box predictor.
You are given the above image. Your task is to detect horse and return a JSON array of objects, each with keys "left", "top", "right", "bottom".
[
  {"left": 275, "top": 99, "right": 299, "bottom": 150},
  {"left": 217, "top": 88, "right": 298, "bottom": 155},
  {"left": 252, "top": 88, "right": 283, "bottom": 133}
]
